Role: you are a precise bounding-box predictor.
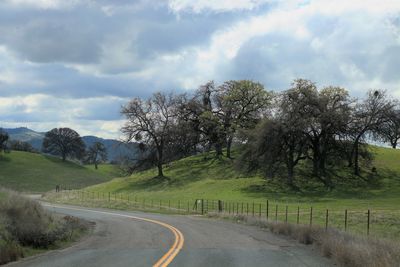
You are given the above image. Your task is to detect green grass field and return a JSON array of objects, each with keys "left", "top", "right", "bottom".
[
  {"left": 47, "top": 146, "right": 400, "bottom": 239},
  {"left": 0, "top": 151, "right": 117, "bottom": 192}
]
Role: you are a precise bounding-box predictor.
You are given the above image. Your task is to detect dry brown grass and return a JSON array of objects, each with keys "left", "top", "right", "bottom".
[
  {"left": 208, "top": 212, "right": 400, "bottom": 267},
  {"left": 0, "top": 188, "right": 90, "bottom": 265}
]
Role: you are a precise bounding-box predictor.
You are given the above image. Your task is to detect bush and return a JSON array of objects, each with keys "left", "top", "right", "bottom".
[{"left": 0, "top": 189, "right": 89, "bottom": 265}]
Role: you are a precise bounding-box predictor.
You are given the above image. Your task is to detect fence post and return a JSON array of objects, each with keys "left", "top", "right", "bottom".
[
  {"left": 275, "top": 204, "right": 278, "bottom": 222},
  {"left": 325, "top": 209, "right": 329, "bottom": 231},
  {"left": 178, "top": 200, "right": 181, "bottom": 213},
  {"left": 285, "top": 205, "right": 288, "bottom": 223},
  {"left": 297, "top": 206, "right": 300, "bottom": 224},
  {"left": 252, "top": 202, "right": 255, "bottom": 217},
  {"left": 344, "top": 209, "right": 348, "bottom": 231},
  {"left": 367, "top": 209, "right": 370, "bottom": 235},
  {"left": 108, "top": 192, "right": 110, "bottom": 202},
  {"left": 259, "top": 203, "right": 261, "bottom": 217},
  {"left": 310, "top": 207, "right": 313, "bottom": 226},
  {"left": 187, "top": 201, "right": 190, "bottom": 214},
  {"left": 266, "top": 200, "right": 269, "bottom": 221},
  {"left": 247, "top": 203, "right": 249, "bottom": 216},
  {"left": 201, "top": 199, "right": 204, "bottom": 215}
]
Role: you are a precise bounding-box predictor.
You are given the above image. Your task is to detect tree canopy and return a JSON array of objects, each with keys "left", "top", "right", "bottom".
[{"left": 42, "top": 128, "right": 86, "bottom": 161}]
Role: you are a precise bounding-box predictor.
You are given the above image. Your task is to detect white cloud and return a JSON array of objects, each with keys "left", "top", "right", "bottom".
[
  {"left": 5, "top": 0, "right": 81, "bottom": 9},
  {"left": 1, "top": 0, "right": 400, "bottom": 137},
  {"left": 168, "top": 0, "right": 273, "bottom": 13}
]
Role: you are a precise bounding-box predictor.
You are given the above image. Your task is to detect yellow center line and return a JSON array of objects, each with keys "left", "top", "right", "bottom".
[{"left": 42, "top": 204, "right": 184, "bottom": 267}]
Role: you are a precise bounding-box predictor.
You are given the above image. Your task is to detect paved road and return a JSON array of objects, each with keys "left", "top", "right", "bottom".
[{"left": 8, "top": 204, "right": 333, "bottom": 267}]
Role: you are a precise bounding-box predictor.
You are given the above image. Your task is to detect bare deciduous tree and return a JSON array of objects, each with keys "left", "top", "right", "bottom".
[
  {"left": 121, "top": 92, "right": 178, "bottom": 177},
  {"left": 86, "top": 142, "right": 108, "bottom": 169}
]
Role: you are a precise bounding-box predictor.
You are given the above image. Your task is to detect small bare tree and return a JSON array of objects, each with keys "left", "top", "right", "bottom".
[
  {"left": 86, "top": 142, "right": 107, "bottom": 169},
  {"left": 121, "top": 92, "right": 177, "bottom": 177}
]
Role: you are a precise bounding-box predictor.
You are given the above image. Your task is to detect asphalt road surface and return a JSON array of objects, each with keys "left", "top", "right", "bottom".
[{"left": 7, "top": 204, "right": 333, "bottom": 267}]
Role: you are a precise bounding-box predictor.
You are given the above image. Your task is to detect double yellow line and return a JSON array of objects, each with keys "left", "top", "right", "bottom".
[{"left": 43, "top": 204, "right": 184, "bottom": 267}]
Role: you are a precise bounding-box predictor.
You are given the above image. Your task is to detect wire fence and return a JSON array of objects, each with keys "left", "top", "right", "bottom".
[{"left": 50, "top": 189, "right": 400, "bottom": 240}]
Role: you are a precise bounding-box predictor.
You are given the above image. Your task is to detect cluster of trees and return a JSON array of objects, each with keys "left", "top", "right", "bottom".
[
  {"left": 0, "top": 130, "right": 36, "bottom": 153},
  {"left": 121, "top": 79, "right": 400, "bottom": 188},
  {"left": 41, "top": 128, "right": 107, "bottom": 168},
  {"left": 121, "top": 80, "right": 271, "bottom": 177},
  {"left": 240, "top": 80, "right": 398, "bottom": 188}
]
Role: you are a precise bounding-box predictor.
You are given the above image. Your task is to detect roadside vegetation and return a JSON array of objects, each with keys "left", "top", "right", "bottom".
[
  {"left": 208, "top": 212, "right": 400, "bottom": 267},
  {"left": 0, "top": 189, "right": 91, "bottom": 265}
]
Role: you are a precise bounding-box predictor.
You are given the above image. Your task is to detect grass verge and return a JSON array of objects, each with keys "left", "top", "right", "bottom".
[{"left": 208, "top": 212, "right": 400, "bottom": 267}]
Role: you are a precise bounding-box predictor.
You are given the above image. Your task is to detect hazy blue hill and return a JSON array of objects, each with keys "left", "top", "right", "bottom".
[{"left": 3, "top": 127, "right": 138, "bottom": 162}]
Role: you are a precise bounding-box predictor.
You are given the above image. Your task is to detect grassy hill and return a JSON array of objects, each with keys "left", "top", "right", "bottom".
[
  {"left": 0, "top": 151, "right": 118, "bottom": 192},
  {"left": 45, "top": 146, "right": 400, "bottom": 239},
  {"left": 85, "top": 146, "right": 400, "bottom": 208}
]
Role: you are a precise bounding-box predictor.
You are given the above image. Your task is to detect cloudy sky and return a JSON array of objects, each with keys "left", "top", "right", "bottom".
[{"left": 1, "top": 0, "right": 400, "bottom": 138}]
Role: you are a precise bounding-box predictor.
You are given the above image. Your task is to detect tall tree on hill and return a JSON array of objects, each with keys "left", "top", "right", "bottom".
[
  {"left": 86, "top": 142, "right": 108, "bottom": 169},
  {"left": 216, "top": 80, "right": 272, "bottom": 158},
  {"left": 375, "top": 103, "right": 400, "bottom": 149},
  {"left": 121, "top": 92, "right": 178, "bottom": 177},
  {"left": 238, "top": 118, "right": 308, "bottom": 188},
  {"left": 349, "top": 90, "right": 394, "bottom": 175},
  {"left": 42, "top": 128, "right": 86, "bottom": 161},
  {"left": 178, "top": 82, "right": 226, "bottom": 157},
  {"left": 279, "top": 80, "right": 352, "bottom": 186}
]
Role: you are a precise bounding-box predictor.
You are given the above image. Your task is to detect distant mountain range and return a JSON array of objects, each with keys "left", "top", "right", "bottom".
[{"left": 3, "top": 127, "right": 138, "bottom": 162}]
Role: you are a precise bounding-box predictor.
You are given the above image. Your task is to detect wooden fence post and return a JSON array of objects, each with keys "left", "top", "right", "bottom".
[
  {"left": 325, "top": 209, "right": 329, "bottom": 231},
  {"left": 345, "top": 209, "right": 348, "bottom": 232},
  {"left": 310, "top": 207, "right": 313, "bottom": 226},
  {"left": 266, "top": 200, "right": 269, "bottom": 221},
  {"left": 275, "top": 204, "right": 278, "bottom": 222},
  {"left": 285, "top": 205, "right": 288, "bottom": 223},
  {"left": 367, "top": 209, "right": 370, "bottom": 235},
  {"left": 297, "top": 206, "right": 300, "bottom": 224}
]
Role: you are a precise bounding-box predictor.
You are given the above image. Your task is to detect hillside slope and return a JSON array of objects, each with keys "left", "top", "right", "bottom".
[
  {"left": 0, "top": 151, "right": 117, "bottom": 192},
  {"left": 87, "top": 146, "right": 400, "bottom": 210}
]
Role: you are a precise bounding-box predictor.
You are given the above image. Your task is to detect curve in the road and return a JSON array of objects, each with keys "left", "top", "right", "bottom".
[{"left": 42, "top": 204, "right": 184, "bottom": 267}]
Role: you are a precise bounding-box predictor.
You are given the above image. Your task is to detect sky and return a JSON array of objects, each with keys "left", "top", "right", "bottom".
[{"left": 0, "top": 0, "right": 400, "bottom": 139}]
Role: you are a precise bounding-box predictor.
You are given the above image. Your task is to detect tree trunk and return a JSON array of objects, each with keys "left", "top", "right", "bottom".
[
  {"left": 62, "top": 153, "right": 66, "bottom": 161},
  {"left": 157, "top": 145, "right": 164, "bottom": 177},
  {"left": 287, "top": 160, "right": 294, "bottom": 186},
  {"left": 157, "top": 162, "right": 163, "bottom": 177},
  {"left": 311, "top": 141, "right": 320, "bottom": 177},
  {"left": 354, "top": 139, "right": 360, "bottom": 176},
  {"left": 95, "top": 162, "right": 98, "bottom": 169},
  {"left": 391, "top": 141, "right": 397, "bottom": 149},
  {"left": 215, "top": 142, "right": 223, "bottom": 157},
  {"left": 226, "top": 136, "right": 233, "bottom": 159}
]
